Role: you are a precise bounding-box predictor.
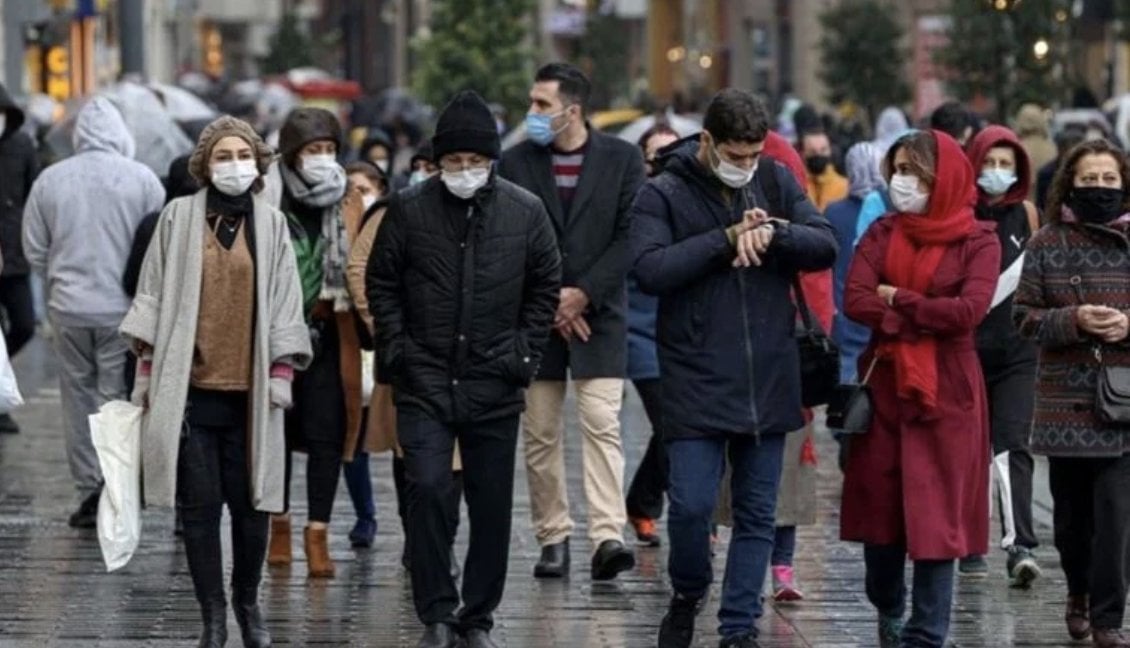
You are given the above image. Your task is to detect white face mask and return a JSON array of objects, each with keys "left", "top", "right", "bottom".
[
  {"left": 442, "top": 167, "right": 490, "bottom": 199},
  {"left": 409, "top": 170, "right": 432, "bottom": 186},
  {"left": 210, "top": 160, "right": 259, "bottom": 196},
  {"left": 361, "top": 194, "right": 377, "bottom": 212},
  {"left": 373, "top": 160, "right": 390, "bottom": 174},
  {"left": 710, "top": 144, "right": 755, "bottom": 189},
  {"left": 298, "top": 153, "right": 340, "bottom": 185},
  {"left": 889, "top": 173, "right": 930, "bottom": 214}
]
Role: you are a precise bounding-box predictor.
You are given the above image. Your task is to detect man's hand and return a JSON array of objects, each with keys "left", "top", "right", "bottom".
[
  {"left": 554, "top": 316, "right": 592, "bottom": 343},
  {"left": 732, "top": 223, "right": 774, "bottom": 268},
  {"left": 1079, "top": 305, "right": 1130, "bottom": 342},
  {"left": 876, "top": 284, "right": 898, "bottom": 307},
  {"left": 554, "top": 287, "right": 590, "bottom": 327}
]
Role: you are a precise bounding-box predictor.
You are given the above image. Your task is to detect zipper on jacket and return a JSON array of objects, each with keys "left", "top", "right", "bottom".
[{"left": 735, "top": 271, "right": 761, "bottom": 442}]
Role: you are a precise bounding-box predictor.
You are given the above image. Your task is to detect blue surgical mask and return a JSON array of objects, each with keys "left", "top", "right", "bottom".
[
  {"left": 977, "top": 168, "right": 1017, "bottom": 197},
  {"left": 526, "top": 109, "right": 567, "bottom": 146}
]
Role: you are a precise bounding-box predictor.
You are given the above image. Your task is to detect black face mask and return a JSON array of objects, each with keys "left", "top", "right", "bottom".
[
  {"left": 1068, "top": 187, "right": 1127, "bottom": 225},
  {"left": 805, "top": 155, "right": 830, "bottom": 176}
]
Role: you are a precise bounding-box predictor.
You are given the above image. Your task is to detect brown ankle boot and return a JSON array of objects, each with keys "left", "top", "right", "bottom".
[
  {"left": 1093, "top": 629, "right": 1130, "bottom": 647},
  {"left": 267, "top": 516, "right": 292, "bottom": 566},
  {"left": 305, "top": 526, "right": 336, "bottom": 578}
]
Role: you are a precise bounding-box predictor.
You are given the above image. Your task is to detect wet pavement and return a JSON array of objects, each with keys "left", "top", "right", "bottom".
[{"left": 0, "top": 334, "right": 1106, "bottom": 647}]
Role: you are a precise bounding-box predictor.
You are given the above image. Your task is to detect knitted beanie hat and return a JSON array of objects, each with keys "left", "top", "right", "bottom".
[
  {"left": 432, "top": 90, "right": 500, "bottom": 161},
  {"left": 187, "top": 115, "right": 273, "bottom": 191}
]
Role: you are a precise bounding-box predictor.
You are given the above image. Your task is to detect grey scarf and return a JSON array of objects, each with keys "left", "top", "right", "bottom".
[{"left": 281, "top": 163, "right": 351, "bottom": 312}]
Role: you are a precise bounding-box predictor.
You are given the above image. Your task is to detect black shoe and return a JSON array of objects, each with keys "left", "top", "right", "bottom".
[
  {"left": 1006, "top": 545, "right": 1042, "bottom": 589},
  {"left": 719, "top": 632, "right": 760, "bottom": 647},
  {"left": 450, "top": 546, "right": 461, "bottom": 582},
  {"left": 417, "top": 623, "right": 459, "bottom": 648},
  {"left": 349, "top": 517, "right": 377, "bottom": 548},
  {"left": 197, "top": 597, "right": 228, "bottom": 648},
  {"left": 958, "top": 554, "right": 988, "bottom": 578},
  {"left": 591, "top": 539, "right": 635, "bottom": 581},
  {"left": 0, "top": 413, "right": 19, "bottom": 434},
  {"left": 232, "top": 589, "right": 270, "bottom": 648},
  {"left": 464, "top": 628, "right": 499, "bottom": 648},
  {"left": 68, "top": 490, "right": 101, "bottom": 528},
  {"left": 658, "top": 593, "right": 700, "bottom": 648},
  {"left": 534, "top": 538, "right": 570, "bottom": 578}
]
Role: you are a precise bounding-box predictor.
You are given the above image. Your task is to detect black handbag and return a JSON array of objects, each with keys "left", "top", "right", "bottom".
[
  {"left": 793, "top": 278, "right": 840, "bottom": 407},
  {"left": 1095, "top": 346, "right": 1130, "bottom": 425},
  {"left": 826, "top": 355, "right": 880, "bottom": 435}
]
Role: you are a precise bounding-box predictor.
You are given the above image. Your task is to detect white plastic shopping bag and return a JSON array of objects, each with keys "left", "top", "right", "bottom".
[
  {"left": 361, "top": 350, "right": 375, "bottom": 402},
  {"left": 0, "top": 333, "right": 23, "bottom": 412},
  {"left": 90, "top": 400, "right": 143, "bottom": 572}
]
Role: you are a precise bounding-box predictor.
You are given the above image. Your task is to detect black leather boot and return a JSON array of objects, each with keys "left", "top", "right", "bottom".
[
  {"left": 197, "top": 596, "right": 228, "bottom": 648},
  {"left": 232, "top": 588, "right": 270, "bottom": 648}
]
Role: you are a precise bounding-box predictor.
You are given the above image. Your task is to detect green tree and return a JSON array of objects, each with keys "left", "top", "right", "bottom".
[
  {"left": 818, "top": 0, "right": 911, "bottom": 123},
  {"left": 935, "top": 0, "right": 1072, "bottom": 120},
  {"left": 412, "top": 0, "right": 536, "bottom": 120},
  {"left": 261, "top": 11, "right": 315, "bottom": 75},
  {"left": 573, "top": 8, "right": 632, "bottom": 110}
]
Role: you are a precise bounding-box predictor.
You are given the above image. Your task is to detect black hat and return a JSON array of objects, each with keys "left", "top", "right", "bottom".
[
  {"left": 279, "top": 107, "right": 343, "bottom": 166},
  {"left": 432, "top": 91, "right": 500, "bottom": 161},
  {"left": 410, "top": 138, "right": 434, "bottom": 166}
]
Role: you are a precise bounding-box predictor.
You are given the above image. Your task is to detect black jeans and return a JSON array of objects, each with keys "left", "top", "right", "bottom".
[
  {"left": 284, "top": 320, "right": 346, "bottom": 523},
  {"left": 177, "top": 420, "right": 269, "bottom": 606},
  {"left": 1049, "top": 454, "right": 1130, "bottom": 630},
  {"left": 865, "top": 544, "right": 955, "bottom": 647},
  {"left": 625, "top": 378, "right": 667, "bottom": 520},
  {"left": 398, "top": 408, "right": 518, "bottom": 632},
  {"left": 0, "top": 275, "right": 35, "bottom": 357},
  {"left": 978, "top": 344, "right": 1038, "bottom": 550}
]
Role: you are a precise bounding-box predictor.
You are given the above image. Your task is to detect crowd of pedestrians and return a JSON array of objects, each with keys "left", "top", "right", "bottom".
[{"left": 5, "top": 58, "right": 1130, "bottom": 648}]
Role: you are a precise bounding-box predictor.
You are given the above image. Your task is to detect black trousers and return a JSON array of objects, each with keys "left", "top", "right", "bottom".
[
  {"left": 177, "top": 421, "right": 269, "bottom": 606},
  {"left": 0, "top": 275, "right": 35, "bottom": 357},
  {"left": 397, "top": 408, "right": 519, "bottom": 632},
  {"left": 625, "top": 378, "right": 667, "bottom": 520},
  {"left": 284, "top": 320, "right": 346, "bottom": 523},
  {"left": 1049, "top": 454, "right": 1130, "bottom": 630},
  {"left": 393, "top": 453, "right": 462, "bottom": 546},
  {"left": 978, "top": 344, "right": 1038, "bottom": 550}
]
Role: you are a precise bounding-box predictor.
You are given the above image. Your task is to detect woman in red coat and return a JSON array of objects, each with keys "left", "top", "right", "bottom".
[{"left": 841, "top": 130, "right": 1001, "bottom": 648}]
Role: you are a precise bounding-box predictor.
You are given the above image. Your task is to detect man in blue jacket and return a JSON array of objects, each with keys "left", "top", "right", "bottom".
[{"left": 630, "top": 89, "right": 837, "bottom": 648}]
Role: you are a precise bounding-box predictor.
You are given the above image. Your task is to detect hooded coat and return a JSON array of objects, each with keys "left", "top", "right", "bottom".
[
  {"left": 0, "top": 84, "right": 39, "bottom": 276},
  {"left": 23, "top": 97, "right": 165, "bottom": 328},
  {"left": 965, "top": 125, "right": 1039, "bottom": 354},
  {"left": 840, "top": 131, "right": 1000, "bottom": 560},
  {"left": 119, "top": 189, "right": 312, "bottom": 511}
]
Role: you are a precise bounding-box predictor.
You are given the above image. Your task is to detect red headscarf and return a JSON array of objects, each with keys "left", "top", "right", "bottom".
[{"left": 883, "top": 130, "right": 976, "bottom": 409}]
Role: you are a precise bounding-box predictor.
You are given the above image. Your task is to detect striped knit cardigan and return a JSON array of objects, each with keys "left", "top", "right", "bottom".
[{"left": 1013, "top": 221, "right": 1130, "bottom": 458}]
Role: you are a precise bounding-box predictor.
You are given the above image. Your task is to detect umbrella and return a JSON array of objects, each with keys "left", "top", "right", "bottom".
[
  {"left": 147, "top": 83, "right": 216, "bottom": 122},
  {"left": 616, "top": 111, "right": 702, "bottom": 145}
]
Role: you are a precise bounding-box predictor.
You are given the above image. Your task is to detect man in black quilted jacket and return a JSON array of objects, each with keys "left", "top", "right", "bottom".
[{"left": 366, "top": 90, "right": 562, "bottom": 648}]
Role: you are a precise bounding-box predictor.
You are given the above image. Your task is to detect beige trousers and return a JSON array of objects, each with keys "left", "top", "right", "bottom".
[{"left": 522, "top": 379, "right": 628, "bottom": 550}]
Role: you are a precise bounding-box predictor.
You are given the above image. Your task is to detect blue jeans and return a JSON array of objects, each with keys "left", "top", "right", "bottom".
[
  {"left": 666, "top": 433, "right": 785, "bottom": 639},
  {"left": 772, "top": 525, "right": 797, "bottom": 566},
  {"left": 864, "top": 544, "right": 955, "bottom": 647}
]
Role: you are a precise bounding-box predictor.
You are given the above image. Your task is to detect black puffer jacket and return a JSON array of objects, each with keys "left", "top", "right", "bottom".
[
  {"left": 367, "top": 173, "right": 562, "bottom": 423},
  {"left": 0, "top": 84, "right": 40, "bottom": 276}
]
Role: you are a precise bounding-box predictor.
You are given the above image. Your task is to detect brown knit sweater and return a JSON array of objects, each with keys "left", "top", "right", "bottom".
[{"left": 191, "top": 217, "right": 255, "bottom": 390}]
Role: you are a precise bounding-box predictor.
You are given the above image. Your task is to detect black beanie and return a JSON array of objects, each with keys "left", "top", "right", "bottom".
[
  {"left": 432, "top": 91, "right": 500, "bottom": 161},
  {"left": 279, "top": 107, "right": 343, "bottom": 166}
]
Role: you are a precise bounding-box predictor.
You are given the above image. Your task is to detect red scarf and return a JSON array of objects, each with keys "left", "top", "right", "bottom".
[{"left": 882, "top": 131, "right": 977, "bottom": 410}]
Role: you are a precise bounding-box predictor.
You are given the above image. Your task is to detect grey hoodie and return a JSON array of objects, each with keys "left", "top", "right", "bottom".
[{"left": 23, "top": 97, "right": 165, "bottom": 327}]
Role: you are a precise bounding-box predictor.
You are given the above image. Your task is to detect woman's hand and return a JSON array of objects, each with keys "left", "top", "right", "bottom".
[
  {"left": 876, "top": 284, "right": 898, "bottom": 307},
  {"left": 1077, "top": 305, "right": 1128, "bottom": 341}
]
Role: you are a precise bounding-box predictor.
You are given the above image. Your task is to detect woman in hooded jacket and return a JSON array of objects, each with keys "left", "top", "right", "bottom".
[
  {"left": 960, "top": 126, "right": 1043, "bottom": 583},
  {"left": 841, "top": 130, "right": 1000, "bottom": 647},
  {"left": 119, "top": 115, "right": 312, "bottom": 648},
  {"left": 266, "top": 107, "right": 367, "bottom": 578}
]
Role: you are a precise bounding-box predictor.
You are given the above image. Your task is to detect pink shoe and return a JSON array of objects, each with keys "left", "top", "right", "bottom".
[{"left": 772, "top": 565, "right": 804, "bottom": 602}]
